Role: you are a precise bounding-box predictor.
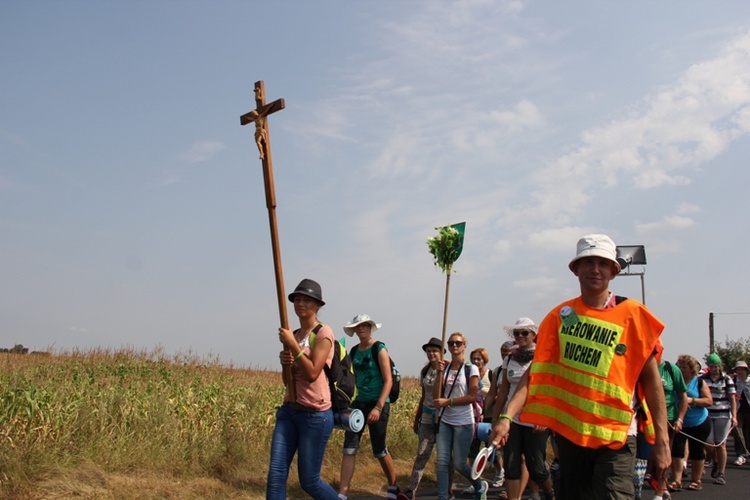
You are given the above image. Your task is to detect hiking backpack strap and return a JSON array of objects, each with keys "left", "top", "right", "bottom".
[
  {"left": 307, "top": 323, "right": 326, "bottom": 369},
  {"left": 371, "top": 340, "right": 386, "bottom": 376}
]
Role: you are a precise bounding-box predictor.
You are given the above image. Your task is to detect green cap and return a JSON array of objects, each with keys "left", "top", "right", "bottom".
[{"left": 706, "top": 353, "right": 722, "bottom": 366}]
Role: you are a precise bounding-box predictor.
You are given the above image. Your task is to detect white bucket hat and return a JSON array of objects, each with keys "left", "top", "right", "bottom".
[
  {"left": 503, "top": 317, "right": 538, "bottom": 336},
  {"left": 735, "top": 360, "right": 749, "bottom": 370},
  {"left": 343, "top": 313, "right": 382, "bottom": 337},
  {"left": 569, "top": 234, "right": 621, "bottom": 273}
]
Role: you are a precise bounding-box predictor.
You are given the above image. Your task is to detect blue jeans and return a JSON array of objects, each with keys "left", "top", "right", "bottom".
[
  {"left": 266, "top": 404, "right": 339, "bottom": 500},
  {"left": 436, "top": 423, "right": 483, "bottom": 500}
]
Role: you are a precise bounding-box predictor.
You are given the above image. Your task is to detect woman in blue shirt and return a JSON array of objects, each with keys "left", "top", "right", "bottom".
[{"left": 668, "top": 354, "right": 713, "bottom": 492}]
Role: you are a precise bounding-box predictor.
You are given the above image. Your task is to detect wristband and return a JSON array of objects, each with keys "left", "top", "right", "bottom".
[
  {"left": 449, "top": 398, "right": 454, "bottom": 407},
  {"left": 497, "top": 413, "right": 512, "bottom": 422},
  {"left": 677, "top": 418, "right": 683, "bottom": 423},
  {"left": 294, "top": 350, "right": 305, "bottom": 361},
  {"left": 374, "top": 406, "right": 382, "bottom": 412}
]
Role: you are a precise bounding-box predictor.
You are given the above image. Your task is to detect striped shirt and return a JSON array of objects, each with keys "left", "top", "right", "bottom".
[{"left": 701, "top": 372, "right": 736, "bottom": 417}]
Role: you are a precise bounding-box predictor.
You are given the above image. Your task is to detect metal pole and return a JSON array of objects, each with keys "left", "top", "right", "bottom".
[{"left": 640, "top": 273, "right": 645, "bottom": 305}]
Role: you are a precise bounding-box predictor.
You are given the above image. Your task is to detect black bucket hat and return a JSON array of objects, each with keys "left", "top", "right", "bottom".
[
  {"left": 288, "top": 278, "right": 325, "bottom": 306},
  {"left": 422, "top": 337, "right": 446, "bottom": 353}
]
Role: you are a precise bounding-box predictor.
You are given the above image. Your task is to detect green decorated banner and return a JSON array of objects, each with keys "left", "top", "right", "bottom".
[{"left": 427, "top": 222, "right": 466, "bottom": 273}]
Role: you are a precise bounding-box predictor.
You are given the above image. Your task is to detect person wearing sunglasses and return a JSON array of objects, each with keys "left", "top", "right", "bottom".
[
  {"left": 434, "top": 332, "right": 488, "bottom": 500},
  {"left": 489, "top": 234, "right": 670, "bottom": 500},
  {"left": 493, "top": 318, "right": 554, "bottom": 500}
]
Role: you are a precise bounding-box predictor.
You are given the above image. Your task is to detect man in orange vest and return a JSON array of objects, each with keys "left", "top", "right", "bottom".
[{"left": 489, "top": 234, "right": 670, "bottom": 499}]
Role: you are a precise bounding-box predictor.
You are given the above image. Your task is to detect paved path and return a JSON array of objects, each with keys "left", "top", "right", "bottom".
[{"left": 409, "top": 446, "right": 749, "bottom": 499}]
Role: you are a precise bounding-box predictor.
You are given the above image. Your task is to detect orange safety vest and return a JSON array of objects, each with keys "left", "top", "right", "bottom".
[{"left": 519, "top": 297, "right": 664, "bottom": 449}]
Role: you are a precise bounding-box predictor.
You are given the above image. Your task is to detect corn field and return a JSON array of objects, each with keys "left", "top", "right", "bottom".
[{"left": 0, "top": 348, "right": 424, "bottom": 499}]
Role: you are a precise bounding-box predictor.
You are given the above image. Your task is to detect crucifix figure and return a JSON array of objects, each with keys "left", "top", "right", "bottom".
[
  {"left": 241, "top": 82, "right": 284, "bottom": 159},
  {"left": 240, "top": 81, "right": 295, "bottom": 398}
]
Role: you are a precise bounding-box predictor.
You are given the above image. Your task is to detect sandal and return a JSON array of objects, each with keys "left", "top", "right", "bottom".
[
  {"left": 498, "top": 491, "right": 508, "bottom": 500},
  {"left": 687, "top": 480, "right": 702, "bottom": 491},
  {"left": 667, "top": 481, "right": 682, "bottom": 492}
]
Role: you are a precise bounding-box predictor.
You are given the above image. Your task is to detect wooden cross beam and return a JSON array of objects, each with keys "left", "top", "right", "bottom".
[{"left": 240, "top": 81, "right": 294, "bottom": 397}]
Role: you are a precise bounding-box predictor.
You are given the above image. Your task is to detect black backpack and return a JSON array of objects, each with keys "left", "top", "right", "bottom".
[
  {"left": 351, "top": 341, "right": 401, "bottom": 404},
  {"left": 309, "top": 324, "right": 357, "bottom": 412}
]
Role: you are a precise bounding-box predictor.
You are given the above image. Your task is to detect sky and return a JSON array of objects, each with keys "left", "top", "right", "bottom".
[{"left": 2, "top": 1, "right": 750, "bottom": 376}]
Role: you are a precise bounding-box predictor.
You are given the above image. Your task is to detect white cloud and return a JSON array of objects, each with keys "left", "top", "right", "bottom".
[
  {"left": 179, "top": 141, "right": 225, "bottom": 163},
  {"left": 676, "top": 203, "right": 700, "bottom": 215},
  {"left": 636, "top": 215, "right": 695, "bottom": 234},
  {"left": 531, "top": 30, "right": 750, "bottom": 220},
  {"left": 488, "top": 99, "right": 546, "bottom": 132},
  {"left": 527, "top": 226, "right": 595, "bottom": 252}
]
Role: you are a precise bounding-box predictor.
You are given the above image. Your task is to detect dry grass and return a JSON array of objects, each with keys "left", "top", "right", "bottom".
[{"left": 0, "top": 348, "right": 430, "bottom": 499}]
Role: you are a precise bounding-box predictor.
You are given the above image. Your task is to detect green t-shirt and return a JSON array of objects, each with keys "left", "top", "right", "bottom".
[
  {"left": 351, "top": 342, "right": 387, "bottom": 403},
  {"left": 659, "top": 360, "right": 687, "bottom": 421}
]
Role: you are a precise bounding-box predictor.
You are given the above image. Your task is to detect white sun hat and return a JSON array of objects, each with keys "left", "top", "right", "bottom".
[
  {"left": 568, "top": 234, "right": 621, "bottom": 273},
  {"left": 503, "top": 317, "right": 538, "bottom": 336},
  {"left": 343, "top": 313, "right": 382, "bottom": 337}
]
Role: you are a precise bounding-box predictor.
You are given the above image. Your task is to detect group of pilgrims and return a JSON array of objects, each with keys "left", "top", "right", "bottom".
[{"left": 265, "top": 234, "right": 750, "bottom": 500}]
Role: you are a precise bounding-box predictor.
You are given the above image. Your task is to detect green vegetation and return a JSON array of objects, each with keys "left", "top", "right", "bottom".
[
  {"left": 709, "top": 337, "right": 750, "bottom": 371},
  {"left": 0, "top": 348, "right": 426, "bottom": 499}
]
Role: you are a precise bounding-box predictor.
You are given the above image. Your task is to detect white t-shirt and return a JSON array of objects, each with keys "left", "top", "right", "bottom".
[
  {"left": 505, "top": 355, "right": 534, "bottom": 427},
  {"left": 440, "top": 363, "right": 480, "bottom": 426}
]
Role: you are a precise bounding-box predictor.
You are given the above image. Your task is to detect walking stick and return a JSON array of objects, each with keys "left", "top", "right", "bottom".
[{"left": 240, "top": 81, "right": 296, "bottom": 401}]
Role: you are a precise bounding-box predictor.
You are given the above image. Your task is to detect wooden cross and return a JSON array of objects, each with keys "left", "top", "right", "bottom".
[{"left": 240, "top": 81, "right": 294, "bottom": 398}]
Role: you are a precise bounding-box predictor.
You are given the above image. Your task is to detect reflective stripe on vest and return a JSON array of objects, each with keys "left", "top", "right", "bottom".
[
  {"left": 525, "top": 362, "right": 633, "bottom": 447},
  {"left": 520, "top": 298, "right": 664, "bottom": 449}
]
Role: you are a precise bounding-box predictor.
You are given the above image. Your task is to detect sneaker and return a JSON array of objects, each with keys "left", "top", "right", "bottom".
[
  {"left": 714, "top": 473, "right": 726, "bottom": 485},
  {"left": 461, "top": 485, "right": 476, "bottom": 495},
  {"left": 491, "top": 468, "right": 505, "bottom": 487},
  {"left": 474, "top": 480, "right": 488, "bottom": 500},
  {"left": 387, "top": 485, "right": 402, "bottom": 500},
  {"left": 447, "top": 489, "right": 455, "bottom": 500},
  {"left": 735, "top": 455, "right": 747, "bottom": 466},
  {"left": 396, "top": 491, "right": 413, "bottom": 500}
]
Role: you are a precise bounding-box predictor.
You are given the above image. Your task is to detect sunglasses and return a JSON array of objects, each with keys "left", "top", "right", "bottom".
[
  {"left": 447, "top": 341, "right": 465, "bottom": 347},
  {"left": 513, "top": 330, "right": 532, "bottom": 337}
]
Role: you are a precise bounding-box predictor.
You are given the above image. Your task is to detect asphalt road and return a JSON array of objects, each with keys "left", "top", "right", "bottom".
[{"left": 409, "top": 442, "right": 749, "bottom": 499}]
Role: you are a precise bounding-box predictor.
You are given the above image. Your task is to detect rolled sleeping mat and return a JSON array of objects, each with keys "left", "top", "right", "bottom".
[
  {"left": 476, "top": 422, "right": 492, "bottom": 442},
  {"left": 334, "top": 408, "right": 365, "bottom": 433}
]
